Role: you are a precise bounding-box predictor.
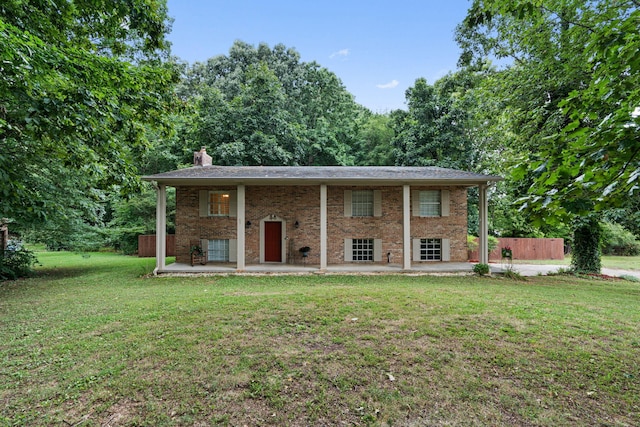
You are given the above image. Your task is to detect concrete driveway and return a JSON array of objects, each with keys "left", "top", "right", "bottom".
[{"left": 494, "top": 263, "right": 640, "bottom": 279}]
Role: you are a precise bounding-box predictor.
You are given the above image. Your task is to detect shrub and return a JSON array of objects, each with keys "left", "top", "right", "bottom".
[
  {"left": 502, "top": 267, "right": 526, "bottom": 281},
  {"left": 467, "top": 235, "right": 499, "bottom": 252},
  {"left": 0, "top": 245, "right": 39, "bottom": 280},
  {"left": 473, "top": 263, "right": 490, "bottom": 276},
  {"left": 600, "top": 222, "right": 640, "bottom": 256},
  {"left": 467, "top": 235, "right": 479, "bottom": 251},
  {"left": 572, "top": 216, "right": 601, "bottom": 274}
]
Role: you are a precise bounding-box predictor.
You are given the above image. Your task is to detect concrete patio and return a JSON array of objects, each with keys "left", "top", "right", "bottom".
[
  {"left": 156, "top": 261, "right": 640, "bottom": 278},
  {"left": 159, "top": 261, "right": 479, "bottom": 275}
]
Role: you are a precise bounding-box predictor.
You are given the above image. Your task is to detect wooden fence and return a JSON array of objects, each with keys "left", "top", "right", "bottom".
[
  {"left": 138, "top": 234, "right": 176, "bottom": 257},
  {"left": 469, "top": 237, "right": 564, "bottom": 261}
]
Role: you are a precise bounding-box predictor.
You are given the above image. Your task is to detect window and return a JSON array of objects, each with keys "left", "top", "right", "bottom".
[
  {"left": 352, "top": 239, "right": 374, "bottom": 261},
  {"left": 352, "top": 190, "right": 373, "bottom": 217},
  {"left": 419, "top": 190, "right": 441, "bottom": 216},
  {"left": 419, "top": 238, "right": 441, "bottom": 261},
  {"left": 208, "top": 239, "right": 229, "bottom": 261},
  {"left": 209, "top": 191, "right": 230, "bottom": 216}
]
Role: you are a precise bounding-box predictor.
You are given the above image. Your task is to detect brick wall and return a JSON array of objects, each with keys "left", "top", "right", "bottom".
[{"left": 175, "top": 185, "right": 468, "bottom": 264}]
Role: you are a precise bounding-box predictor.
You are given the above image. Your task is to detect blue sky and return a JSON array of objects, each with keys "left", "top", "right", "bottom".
[{"left": 166, "top": 0, "right": 473, "bottom": 112}]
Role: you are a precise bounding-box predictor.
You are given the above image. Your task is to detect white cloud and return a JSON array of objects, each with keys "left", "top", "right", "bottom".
[
  {"left": 376, "top": 79, "right": 399, "bottom": 89},
  {"left": 330, "top": 48, "right": 350, "bottom": 59}
]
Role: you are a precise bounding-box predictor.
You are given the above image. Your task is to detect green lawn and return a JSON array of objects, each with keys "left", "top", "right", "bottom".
[
  {"left": 514, "top": 254, "right": 640, "bottom": 270},
  {"left": 1, "top": 251, "right": 639, "bottom": 426}
]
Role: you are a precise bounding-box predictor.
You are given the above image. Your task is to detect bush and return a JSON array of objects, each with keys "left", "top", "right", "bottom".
[
  {"left": 467, "top": 235, "right": 499, "bottom": 252},
  {"left": 600, "top": 222, "right": 640, "bottom": 256},
  {"left": 502, "top": 267, "right": 526, "bottom": 281},
  {"left": 0, "top": 245, "right": 39, "bottom": 280},
  {"left": 473, "top": 263, "right": 490, "bottom": 276},
  {"left": 572, "top": 216, "right": 601, "bottom": 274}
]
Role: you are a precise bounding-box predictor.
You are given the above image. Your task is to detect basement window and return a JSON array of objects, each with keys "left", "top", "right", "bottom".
[
  {"left": 352, "top": 238, "right": 374, "bottom": 261},
  {"left": 419, "top": 238, "right": 441, "bottom": 261},
  {"left": 208, "top": 239, "right": 229, "bottom": 262}
]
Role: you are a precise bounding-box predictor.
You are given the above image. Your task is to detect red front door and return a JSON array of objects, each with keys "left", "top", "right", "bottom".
[{"left": 264, "top": 221, "right": 282, "bottom": 262}]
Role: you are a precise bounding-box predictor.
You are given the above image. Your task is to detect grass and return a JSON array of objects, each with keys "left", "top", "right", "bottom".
[
  {"left": 1, "top": 251, "right": 639, "bottom": 426},
  {"left": 514, "top": 254, "right": 640, "bottom": 270}
]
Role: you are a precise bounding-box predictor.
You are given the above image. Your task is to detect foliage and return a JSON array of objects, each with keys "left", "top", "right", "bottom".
[
  {"left": 352, "top": 111, "right": 395, "bottom": 165},
  {"left": 502, "top": 267, "right": 526, "bottom": 281},
  {"left": 473, "top": 263, "right": 490, "bottom": 275},
  {"left": 0, "top": 245, "right": 38, "bottom": 280},
  {"left": 603, "top": 197, "right": 640, "bottom": 239},
  {"left": 0, "top": 0, "right": 177, "bottom": 230},
  {"left": 600, "top": 222, "right": 640, "bottom": 256},
  {"left": 467, "top": 235, "right": 479, "bottom": 251},
  {"left": 488, "top": 235, "right": 499, "bottom": 253},
  {"left": 183, "top": 41, "right": 360, "bottom": 166},
  {"left": 457, "top": 0, "right": 639, "bottom": 270},
  {"left": 571, "top": 216, "right": 601, "bottom": 274},
  {"left": 392, "top": 71, "right": 480, "bottom": 169},
  {"left": 467, "top": 235, "right": 499, "bottom": 254},
  {"left": 24, "top": 221, "right": 106, "bottom": 252},
  {"left": 106, "top": 185, "right": 176, "bottom": 254},
  {"left": 459, "top": 0, "right": 639, "bottom": 217}
]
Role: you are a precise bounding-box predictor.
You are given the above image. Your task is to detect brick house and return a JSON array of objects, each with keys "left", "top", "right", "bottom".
[{"left": 143, "top": 147, "right": 501, "bottom": 274}]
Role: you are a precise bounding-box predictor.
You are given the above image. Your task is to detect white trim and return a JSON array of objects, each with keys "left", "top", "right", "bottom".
[
  {"left": 320, "top": 184, "right": 327, "bottom": 270},
  {"left": 154, "top": 184, "right": 167, "bottom": 274},
  {"left": 236, "top": 185, "right": 245, "bottom": 271},
  {"left": 228, "top": 239, "right": 237, "bottom": 262},
  {"left": 404, "top": 185, "right": 412, "bottom": 269},
  {"left": 479, "top": 184, "right": 488, "bottom": 264}
]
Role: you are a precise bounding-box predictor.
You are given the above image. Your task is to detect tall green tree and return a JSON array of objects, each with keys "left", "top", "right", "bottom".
[
  {"left": 352, "top": 111, "right": 395, "bottom": 166},
  {"left": 457, "top": 0, "right": 640, "bottom": 272},
  {"left": 0, "top": 0, "right": 177, "bottom": 229},
  {"left": 185, "top": 41, "right": 359, "bottom": 166},
  {"left": 391, "top": 72, "right": 478, "bottom": 170}
]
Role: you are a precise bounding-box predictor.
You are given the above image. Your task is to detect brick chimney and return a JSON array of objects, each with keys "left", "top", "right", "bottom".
[{"left": 193, "top": 146, "right": 212, "bottom": 167}]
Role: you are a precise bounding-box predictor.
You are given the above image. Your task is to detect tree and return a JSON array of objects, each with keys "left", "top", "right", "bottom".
[
  {"left": 0, "top": 0, "right": 177, "bottom": 229},
  {"left": 391, "top": 72, "right": 478, "bottom": 170},
  {"left": 457, "top": 0, "right": 640, "bottom": 272},
  {"left": 184, "top": 41, "right": 359, "bottom": 166},
  {"left": 352, "top": 111, "right": 395, "bottom": 166}
]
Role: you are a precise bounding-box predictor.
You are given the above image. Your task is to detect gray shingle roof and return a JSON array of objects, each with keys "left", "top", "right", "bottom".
[{"left": 142, "top": 165, "right": 502, "bottom": 186}]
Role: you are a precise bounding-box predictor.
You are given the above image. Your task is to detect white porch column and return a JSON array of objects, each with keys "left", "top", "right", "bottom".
[
  {"left": 236, "top": 184, "right": 246, "bottom": 271},
  {"left": 479, "top": 184, "right": 489, "bottom": 265},
  {"left": 403, "top": 184, "right": 411, "bottom": 270},
  {"left": 320, "top": 184, "right": 327, "bottom": 270},
  {"left": 154, "top": 183, "right": 167, "bottom": 275}
]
